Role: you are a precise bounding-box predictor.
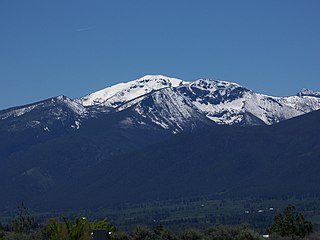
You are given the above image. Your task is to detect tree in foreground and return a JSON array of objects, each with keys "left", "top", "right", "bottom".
[
  {"left": 204, "top": 224, "right": 262, "bottom": 240},
  {"left": 42, "top": 217, "right": 116, "bottom": 240},
  {"left": 268, "top": 205, "right": 313, "bottom": 240},
  {"left": 11, "top": 202, "right": 36, "bottom": 234}
]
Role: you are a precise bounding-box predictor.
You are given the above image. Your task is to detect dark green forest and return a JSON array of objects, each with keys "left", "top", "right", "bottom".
[{"left": 1, "top": 198, "right": 320, "bottom": 240}]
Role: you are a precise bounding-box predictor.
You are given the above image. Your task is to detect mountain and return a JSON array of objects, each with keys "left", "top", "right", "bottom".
[
  {"left": 0, "top": 74, "right": 320, "bottom": 211},
  {"left": 1, "top": 75, "right": 320, "bottom": 134}
]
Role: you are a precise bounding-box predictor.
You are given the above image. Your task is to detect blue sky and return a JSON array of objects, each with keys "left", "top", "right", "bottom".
[{"left": 1, "top": 0, "right": 319, "bottom": 110}]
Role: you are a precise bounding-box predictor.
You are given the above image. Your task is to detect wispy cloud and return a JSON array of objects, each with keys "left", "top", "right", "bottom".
[{"left": 75, "top": 27, "right": 93, "bottom": 32}]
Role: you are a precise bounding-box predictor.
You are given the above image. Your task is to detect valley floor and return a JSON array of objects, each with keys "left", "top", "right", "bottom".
[{"left": 2, "top": 195, "right": 320, "bottom": 234}]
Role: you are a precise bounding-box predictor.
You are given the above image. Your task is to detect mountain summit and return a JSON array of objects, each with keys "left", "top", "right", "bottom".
[{"left": 77, "top": 75, "right": 185, "bottom": 108}]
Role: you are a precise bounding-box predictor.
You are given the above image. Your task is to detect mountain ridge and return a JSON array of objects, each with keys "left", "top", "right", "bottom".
[{"left": 1, "top": 75, "right": 320, "bottom": 133}]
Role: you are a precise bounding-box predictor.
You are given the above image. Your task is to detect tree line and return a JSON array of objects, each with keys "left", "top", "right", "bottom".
[{"left": 0, "top": 203, "right": 316, "bottom": 240}]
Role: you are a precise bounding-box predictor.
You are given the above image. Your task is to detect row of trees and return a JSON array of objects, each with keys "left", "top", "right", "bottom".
[{"left": 0, "top": 203, "right": 315, "bottom": 240}]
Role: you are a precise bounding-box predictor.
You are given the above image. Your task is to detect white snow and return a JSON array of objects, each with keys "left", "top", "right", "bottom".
[
  {"left": 0, "top": 95, "right": 87, "bottom": 121},
  {"left": 0, "top": 104, "right": 38, "bottom": 120},
  {"left": 190, "top": 78, "right": 242, "bottom": 93},
  {"left": 56, "top": 96, "right": 87, "bottom": 116},
  {"left": 71, "top": 120, "right": 81, "bottom": 130},
  {"left": 133, "top": 88, "right": 201, "bottom": 132},
  {"left": 243, "top": 93, "right": 303, "bottom": 124},
  {"left": 77, "top": 75, "right": 188, "bottom": 108},
  {"left": 179, "top": 79, "right": 320, "bottom": 125},
  {"left": 297, "top": 88, "right": 320, "bottom": 98}
]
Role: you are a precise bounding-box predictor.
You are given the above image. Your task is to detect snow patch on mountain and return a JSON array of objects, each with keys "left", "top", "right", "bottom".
[
  {"left": 131, "top": 87, "right": 208, "bottom": 133},
  {"left": 55, "top": 95, "right": 87, "bottom": 116},
  {"left": 0, "top": 104, "right": 39, "bottom": 120},
  {"left": 0, "top": 95, "right": 87, "bottom": 121},
  {"left": 243, "top": 93, "right": 301, "bottom": 124}
]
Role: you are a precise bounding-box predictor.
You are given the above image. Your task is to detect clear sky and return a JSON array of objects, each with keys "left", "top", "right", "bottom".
[{"left": 1, "top": 0, "right": 319, "bottom": 110}]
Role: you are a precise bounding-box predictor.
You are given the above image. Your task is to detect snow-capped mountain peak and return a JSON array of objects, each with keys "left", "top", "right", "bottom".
[
  {"left": 138, "top": 74, "right": 186, "bottom": 86},
  {"left": 77, "top": 75, "right": 187, "bottom": 108},
  {"left": 297, "top": 88, "right": 320, "bottom": 98},
  {"left": 190, "top": 78, "right": 243, "bottom": 90}
]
